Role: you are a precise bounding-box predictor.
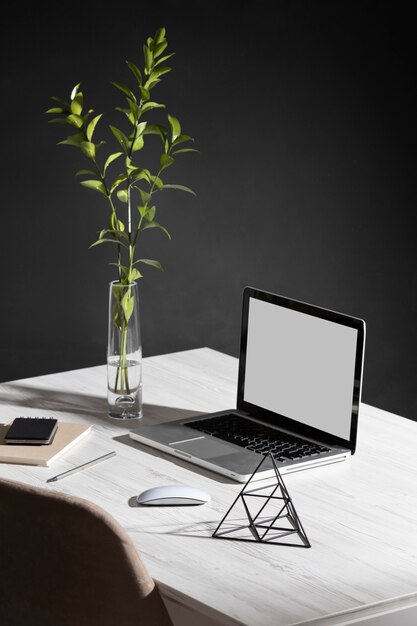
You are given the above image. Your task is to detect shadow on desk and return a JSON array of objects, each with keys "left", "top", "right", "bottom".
[
  {"left": 0, "top": 382, "right": 109, "bottom": 420},
  {"left": 126, "top": 514, "right": 219, "bottom": 540},
  {"left": 141, "top": 404, "right": 204, "bottom": 426},
  {"left": 0, "top": 380, "right": 204, "bottom": 429}
]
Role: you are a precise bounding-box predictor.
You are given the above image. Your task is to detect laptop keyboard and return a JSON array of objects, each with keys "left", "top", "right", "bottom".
[{"left": 186, "top": 413, "right": 331, "bottom": 462}]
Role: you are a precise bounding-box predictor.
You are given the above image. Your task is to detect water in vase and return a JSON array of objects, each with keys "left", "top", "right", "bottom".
[{"left": 107, "top": 357, "right": 143, "bottom": 419}]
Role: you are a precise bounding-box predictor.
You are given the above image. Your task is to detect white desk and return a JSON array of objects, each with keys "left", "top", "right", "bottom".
[{"left": 1, "top": 348, "right": 417, "bottom": 626}]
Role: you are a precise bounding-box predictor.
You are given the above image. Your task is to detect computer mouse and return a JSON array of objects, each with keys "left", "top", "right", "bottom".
[{"left": 136, "top": 484, "right": 211, "bottom": 506}]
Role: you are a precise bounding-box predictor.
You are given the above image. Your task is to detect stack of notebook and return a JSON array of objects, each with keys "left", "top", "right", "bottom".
[{"left": 0, "top": 419, "right": 92, "bottom": 466}]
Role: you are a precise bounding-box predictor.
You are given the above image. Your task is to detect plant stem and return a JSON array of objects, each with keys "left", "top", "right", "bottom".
[
  {"left": 127, "top": 185, "right": 134, "bottom": 274},
  {"left": 113, "top": 323, "right": 130, "bottom": 394},
  {"left": 93, "top": 153, "right": 123, "bottom": 284},
  {"left": 121, "top": 322, "right": 131, "bottom": 394},
  {"left": 132, "top": 166, "right": 163, "bottom": 248},
  {"left": 113, "top": 287, "right": 132, "bottom": 396},
  {"left": 108, "top": 195, "right": 122, "bottom": 282}
]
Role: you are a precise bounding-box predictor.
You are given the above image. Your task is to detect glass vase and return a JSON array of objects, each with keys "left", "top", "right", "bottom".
[{"left": 107, "top": 281, "right": 143, "bottom": 419}]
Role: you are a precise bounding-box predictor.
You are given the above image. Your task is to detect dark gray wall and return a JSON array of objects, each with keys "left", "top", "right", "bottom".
[{"left": 1, "top": 1, "right": 415, "bottom": 420}]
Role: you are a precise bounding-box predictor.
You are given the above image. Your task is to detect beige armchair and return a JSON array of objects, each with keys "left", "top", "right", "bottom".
[{"left": 0, "top": 477, "right": 173, "bottom": 626}]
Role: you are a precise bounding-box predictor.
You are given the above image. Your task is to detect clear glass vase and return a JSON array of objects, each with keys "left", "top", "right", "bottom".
[{"left": 107, "top": 281, "right": 143, "bottom": 419}]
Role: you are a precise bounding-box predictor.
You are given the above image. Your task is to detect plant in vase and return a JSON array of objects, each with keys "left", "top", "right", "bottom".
[{"left": 46, "top": 27, "right": 197, "bottom": 418}]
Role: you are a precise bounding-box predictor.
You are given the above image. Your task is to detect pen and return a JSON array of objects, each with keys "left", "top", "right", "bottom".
[{"left": 46, "top": 451, "right": 116, "bottom": 483}]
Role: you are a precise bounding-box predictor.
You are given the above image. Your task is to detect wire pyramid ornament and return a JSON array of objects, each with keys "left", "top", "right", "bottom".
[{"left": 212, "top": 453, "right": 311, "bottom": 547}]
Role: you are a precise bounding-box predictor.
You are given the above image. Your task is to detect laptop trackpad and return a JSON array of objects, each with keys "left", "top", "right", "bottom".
[{"left": 172, "top": 437, "right": 240, "bottom": 460}]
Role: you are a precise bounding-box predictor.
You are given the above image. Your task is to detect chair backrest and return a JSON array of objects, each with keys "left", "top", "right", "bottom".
[{"left": 0, "top": 477, "right": 173, "bottom": 626}]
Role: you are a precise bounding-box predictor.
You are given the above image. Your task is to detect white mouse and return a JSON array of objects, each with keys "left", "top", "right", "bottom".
[{"left": 136, "top": 484, "right": 211, "bottom": 506}]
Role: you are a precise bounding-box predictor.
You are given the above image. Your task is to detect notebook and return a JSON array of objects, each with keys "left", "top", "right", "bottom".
[
  {"left": 130, "top": 287, "right": 366, "bottom": 482},
  {"left": 5, "top": 417, "right": 58, "bottom": 445},
  {"left": 0, "top": 422, "right": 92, "bottom": 466}
]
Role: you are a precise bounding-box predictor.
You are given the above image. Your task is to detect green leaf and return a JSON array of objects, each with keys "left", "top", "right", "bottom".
[
  {"left": 126, "top": 61, "right": 142, "bottom": 85},
  {"left": 131, "top": 168, "right": 151, "bottom": 183},
  {"left": 110, "top": 172, "right": 128, "bottom": 192},
  {"left": 138, "top": 188, "right": 150, "bottom": 205},
  {"left": 141, "top": 101, "right": 165, "bottom": 113},
  {"left": 116, "top": 189, "right": 129, "bottom": 203},
  {"left": 145, "top": 205, "right": 156, "bottom": 221},
  {"left": 143, "top": 45, "right": 153, "bottom": 75},
  {"left": 86, "top": 113, "right": 103, "bottom": 141},
  {"left": 99, "top": 229, "right": 122, "bottom": 242},
  {"left": 132, "top": 135, "right": 144, "bottom": 152},
  {"left": 163, "top": 184, "right": 196, "bottom": 195},
  {"left": 172, "top": 133, "right": 194, "bottom": 146},
  {"left": 57, "top": 133, "right": 84, "bottom": 147},
  {"left": 136, "top": 121, "right": 147, "bottom": 136},
  {"left": 153, "top": 41, "right": 168, "bottom": 58},
  {"left": 111, "top": 264, "right": 143, "bottom": 282},
  {"left": 67, "top": 113, "right": 84, "bottom": 128},
  {"left": 116, "top": 106, "right": 135, "bottom": 125},
  {"left": 154, "top": 27, "right": 166, "bottom": 45},
  {"left": 125, "top": 157, "right": 138, "bottom": 174},
  {"left": 160, "top": 153, "right": 174, "bottom": 171},
  {"left": 143, "top": 123, "right": 167, "bottom": 144},
  {"left": 75, "top": 169, "right": 98, "bottom": 177},
  {"left": 147, "top": 205, "right": 157, "bottom": 221},
  {"left": 103, "top": 152, "right": 123, "bottom": 174},
  {"left": 51, "top": 96, "right": 69, "bottom": 106},
  {"left": 70, "top": 92, "right": 83, "bottom": 115},
  {"left": 45, "top": 107, "right": 65, "bottom": 114},
  {"left": 70, "top": 83, "right": 81, "bottom": 100},
  {"left": 80, "top": 179, "right": 107, "bottom": 196},
  {"left": 48, "top": 118, "right": 70, "bottom": 125},
  {"left": 172, "top": 148, "right": 199, "bottom": 155},
  {"left": 141, "top": 220, "right": 171, "bottom": 239},
  {"left": 150, "top": 175, "right": 163, "bottom": 190},
  {"left": 127, "top": 99, "right": 141, "bottom": 122},
  {"left": 109, "top": 125, "right": 129, "bottom": 152},
  {"left": 129, "top": 267, "right": 142, "bottom": 281},
  {"left": 112, "top": 81, "right": 136, "bottom": 102},
  {"left": 167, "top": 114, "right": 181, "bottom": 142},
  {"left": 112, "top": 300, "right": 123, "bottom": 329},
  {"left": 140, "top": 85, "right": 150, "bottom": 101},
  {"left": 110, "top": 214, "right": 126, "bottom": 232},
  {"left": 121, "top": 289, "right": 134, "bottom": 322},
  {"left": 90, "top": 238, "right": 127, "bottom": 249},
  {"left": 150, "top": 65, "right": 171, "bottom": 79},
  {"left": 80, "top": 141, "right": 96, "bottom": 159},
  {"left": 154, "top": 52, "right": 175, "bottom": 67},
  {"left": 137, "top": 258, "right": 163, "bottom": 271},
  {"left": 144, "top": 77, "right": 161, "bottom": 91}
]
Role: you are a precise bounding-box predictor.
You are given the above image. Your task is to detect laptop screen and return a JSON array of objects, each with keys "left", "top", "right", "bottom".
[{"left": 237, "top": 288, "right": 366, "bottom": 451}]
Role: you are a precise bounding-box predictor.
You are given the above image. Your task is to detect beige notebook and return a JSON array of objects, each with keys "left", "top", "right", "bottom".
[{"left": 0, "top": 422, "right": 92, "bottom": 466}]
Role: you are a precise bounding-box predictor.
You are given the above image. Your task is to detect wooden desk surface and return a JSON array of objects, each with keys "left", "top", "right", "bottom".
[{"left": 1, "top": 348, "right": 417, "bottom": 626}]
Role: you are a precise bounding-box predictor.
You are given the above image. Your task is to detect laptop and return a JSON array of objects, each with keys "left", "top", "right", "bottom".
[{"left": 130, "top": 287, "right": 366, "bottom": 482}]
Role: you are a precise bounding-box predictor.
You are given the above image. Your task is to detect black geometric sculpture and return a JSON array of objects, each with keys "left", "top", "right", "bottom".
[{"left": 213, "top": 453, "right": 311, "bottom": 547}]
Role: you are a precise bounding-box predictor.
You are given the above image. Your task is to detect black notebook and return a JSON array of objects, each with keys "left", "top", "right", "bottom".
[{"left": 5, "top": 417, "right": 58, "bottom": 445}]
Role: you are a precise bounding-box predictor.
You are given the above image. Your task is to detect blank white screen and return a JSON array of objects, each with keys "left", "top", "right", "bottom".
[{"left": 243, "top": 297, "right": 358, "bottom": 440}]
